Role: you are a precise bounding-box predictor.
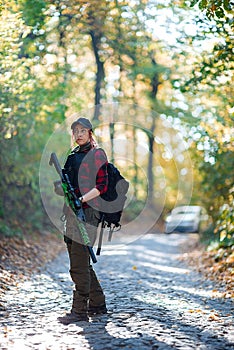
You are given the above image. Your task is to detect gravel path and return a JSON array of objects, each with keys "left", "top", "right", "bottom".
[{"left": 1, "top": 233, "right": 233, "bottom": 350}]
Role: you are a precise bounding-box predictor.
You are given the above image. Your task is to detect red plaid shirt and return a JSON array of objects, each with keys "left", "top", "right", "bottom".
[{"left": 64, "top": 144, "right": 108, "bottom": 209}]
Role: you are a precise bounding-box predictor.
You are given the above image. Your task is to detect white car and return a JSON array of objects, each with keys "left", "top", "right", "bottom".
[{"left": 165, "top": 205, "right": 210, "bottom": 234}]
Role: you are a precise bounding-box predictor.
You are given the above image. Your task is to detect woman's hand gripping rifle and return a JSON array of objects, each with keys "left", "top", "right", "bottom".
[{"left": 49, "top": 152, "right": 97, "bottom": 264}]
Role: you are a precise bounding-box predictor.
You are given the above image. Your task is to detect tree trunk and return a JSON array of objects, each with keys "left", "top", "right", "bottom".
[
  {"left": 109, "top": 122, "right": 115, "bottom": 162},
  {"left": 89, "top": 30, "right": 105, "bottom": 121},
  {"left": 147, "top": 120, "right": 156, "bottom": 204},
  {"left": 147, "top": 55, "right": 160, "bottom": 205}
]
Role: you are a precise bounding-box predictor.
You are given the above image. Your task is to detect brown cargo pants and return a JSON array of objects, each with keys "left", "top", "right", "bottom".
[{"left": 65, "top": 207, "right": 106, "bottom": 314}]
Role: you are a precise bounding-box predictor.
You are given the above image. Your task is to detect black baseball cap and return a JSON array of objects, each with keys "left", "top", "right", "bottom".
[{"left": 71, "top": 117, "right": 93, "bottom": 130}]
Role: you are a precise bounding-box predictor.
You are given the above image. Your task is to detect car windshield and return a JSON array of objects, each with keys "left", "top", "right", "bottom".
[
  {"left": 172, "top": 207, "right": 200, "bottom": 215},
  {"left": 176, "top": 211, "right": 197, "bottom": 214}
]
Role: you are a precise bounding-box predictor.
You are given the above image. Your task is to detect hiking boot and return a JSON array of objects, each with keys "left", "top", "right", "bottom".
[
  {"left": 72, "top": 291, "right": 88, "bottom": 311},
  {"left": 88, "top": 304, "right": 107, "bottom": 315},
  {"left": 58, "top": 311, "right": 88, "bottom": 325}
]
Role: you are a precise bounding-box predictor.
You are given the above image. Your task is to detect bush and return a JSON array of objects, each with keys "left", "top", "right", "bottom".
[{"left": 213, "top": 191, "right": 234, "bottom": 247}]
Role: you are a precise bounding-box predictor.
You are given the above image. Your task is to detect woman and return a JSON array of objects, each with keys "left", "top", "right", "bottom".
[{"left": 58, "top": 117, "right": 108, "bottom": 325}]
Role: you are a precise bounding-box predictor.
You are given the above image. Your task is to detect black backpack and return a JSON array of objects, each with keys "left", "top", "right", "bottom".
[
  {"left": 99, "top": 162, "right": 129, "bottom": 228},
  {"left": 94, "top": 151, "right": 129, "bottom": 255}
]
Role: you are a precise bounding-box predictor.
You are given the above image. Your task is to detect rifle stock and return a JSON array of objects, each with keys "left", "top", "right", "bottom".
[{"left": 49, "top": 152, "right": 63, "bottom": 178}]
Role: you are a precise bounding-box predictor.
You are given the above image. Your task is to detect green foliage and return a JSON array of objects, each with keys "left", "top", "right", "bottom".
[
  {"left": 180, "top": 17, "right": 233, "bottom": 95},
  {"left": 199, "top": 190, "right": 233, "bottom": 248},
  {"left": 207, "top": 235, "right": 234, "bottom": 251},
  {"left": 19, "top": 0, "right": 46, "bottom": 27},
  {"left": 174, "top": 0, "right": 234, "bottom": 246},
  {"left": 0, "top": 2, "right": 67, "bottom": 235},
  {"left": 0, "top": 220, "right": 23, "bottom": 237},
  {"left": 189, "top": 115, "right": 233, "bottom": 243},
  {"left": 196, "top": 141, "right": 233, "bottom": 206},
  {"left": 213, "top": 190, "right": 234, "bottom": 242},
  {"left": 188, "top": 0, "right": 233, "bottom": 18}
]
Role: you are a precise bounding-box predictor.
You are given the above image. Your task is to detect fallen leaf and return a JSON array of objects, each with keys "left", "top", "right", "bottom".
[{"left": 208, "top": 313, "right": 220, "bottom": 321}]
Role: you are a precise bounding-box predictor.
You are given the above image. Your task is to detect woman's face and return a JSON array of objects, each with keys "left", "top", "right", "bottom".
[{"left": 73, "top": 124, "right": 90, "bottom": 146}]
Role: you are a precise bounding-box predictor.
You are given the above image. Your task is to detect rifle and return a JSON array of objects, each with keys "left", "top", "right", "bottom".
[{"left": 49, "top": 152, "right": 97, "bottom": 264}]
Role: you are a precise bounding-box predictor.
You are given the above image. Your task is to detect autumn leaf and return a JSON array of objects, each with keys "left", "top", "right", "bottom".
[{"left": 208, "top": 313, "right": 220, "bottom": 321}]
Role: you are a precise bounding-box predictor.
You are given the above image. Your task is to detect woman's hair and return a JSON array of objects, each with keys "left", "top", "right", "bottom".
[{"left": 89, "top": 130, "right": 98, "bottom": 148}]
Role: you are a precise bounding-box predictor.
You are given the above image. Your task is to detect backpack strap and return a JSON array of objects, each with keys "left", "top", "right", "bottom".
[{"left": 96, "top": 214, "right": 105, "bottom": 255}]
